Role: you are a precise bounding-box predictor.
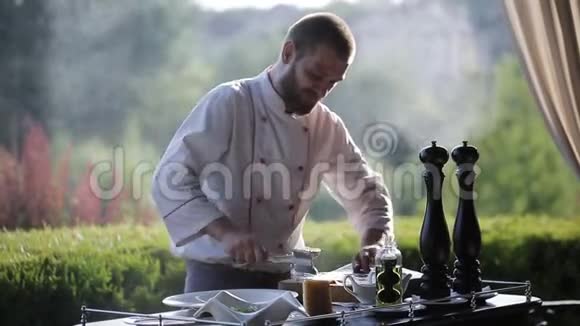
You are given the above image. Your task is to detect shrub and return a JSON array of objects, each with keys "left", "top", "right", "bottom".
[
  {"left": 0, "top": 224, "right": 183, "bottom": 325},
  {"left": 0, "top": 119, "right": 156, "bottom": 230},
  {"left": 0, "top": 216, "right": 579, "bottom": 325},
  {"left": 306, "top": 216, "right": 580, "bottom": 301}
]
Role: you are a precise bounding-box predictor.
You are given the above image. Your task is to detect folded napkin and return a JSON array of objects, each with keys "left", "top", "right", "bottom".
[{"left": 193, "top": 290, "right": 307, "bottom": 326}]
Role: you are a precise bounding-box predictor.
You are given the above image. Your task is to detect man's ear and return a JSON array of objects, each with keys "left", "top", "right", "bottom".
[{"left": 281, "top": 41, "right": 296, "bottom": 64}]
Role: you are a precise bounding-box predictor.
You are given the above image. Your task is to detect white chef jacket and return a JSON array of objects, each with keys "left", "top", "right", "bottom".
[{"left": 151, "top": 68, "right": 393, "bottom": 273}]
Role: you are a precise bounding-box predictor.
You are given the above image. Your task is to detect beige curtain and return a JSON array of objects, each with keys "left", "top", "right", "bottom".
[{"left": 504, "top": 0, "right": 580, "bottom": 178}]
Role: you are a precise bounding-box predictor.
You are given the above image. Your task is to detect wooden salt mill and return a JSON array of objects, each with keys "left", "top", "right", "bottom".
[
  {"left": 451, "top": 141, "right": 483, "bottom": 294},
  {"left": 418, "top": 141, "right": 451, "bottom": 299}
]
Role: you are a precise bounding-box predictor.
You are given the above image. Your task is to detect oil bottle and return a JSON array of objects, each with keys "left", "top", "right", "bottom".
[{"left": 375, "top": 236, "right": 403, "bottom": 305}]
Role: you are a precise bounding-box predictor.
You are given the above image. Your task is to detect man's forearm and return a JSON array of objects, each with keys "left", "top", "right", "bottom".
[
  {"left": 202, "top": 216, "right": 267, "bottom": 264},
  {"left": 361, "top": 228, "right": 387, "bottom": 247},
  {"left": 201, "top": 216, "right": 237, "bottom": 241}
]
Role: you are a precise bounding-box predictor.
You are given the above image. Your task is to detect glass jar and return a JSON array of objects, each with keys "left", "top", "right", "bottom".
[{"left": 375, "top": 238, "right": 403, "bottom": 305}]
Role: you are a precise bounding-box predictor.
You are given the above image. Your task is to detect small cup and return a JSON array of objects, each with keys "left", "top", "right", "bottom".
[
  {"left": 302, "top": 279, "right": 333, "bottom": 316},
  {"left": 343, "top": 274, "right": 377, "bottom": 305}
]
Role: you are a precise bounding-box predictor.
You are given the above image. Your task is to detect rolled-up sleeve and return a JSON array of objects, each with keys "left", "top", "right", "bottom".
[
  {"left": 151, "top": 85, "right": 239, "bottom": 247},
  {"left": 321, "top": 113, "right": 394, "bottom": 237}
]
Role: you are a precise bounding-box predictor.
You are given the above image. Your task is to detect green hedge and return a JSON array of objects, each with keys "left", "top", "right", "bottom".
[
  {"left": 0, "top": 225, "right": 185, "bottom": 326},
  {"left": 307, "top": 216, "right": 580, "bottom": 301},
  {"left": 1, "top": 216, "right": 579, "bottom": 325}
]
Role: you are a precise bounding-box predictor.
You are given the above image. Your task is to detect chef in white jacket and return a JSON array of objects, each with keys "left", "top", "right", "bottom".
[{"left": 151, "top": 12, "right": 394, "bottom": 293}]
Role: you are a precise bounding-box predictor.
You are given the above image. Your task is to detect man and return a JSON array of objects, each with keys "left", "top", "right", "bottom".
[{"left": 152, "top": 12, "right": 394, "bottom": 293}]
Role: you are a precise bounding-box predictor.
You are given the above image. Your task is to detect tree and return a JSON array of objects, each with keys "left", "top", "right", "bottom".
[
  {"left": 474, "top": 56, "right": 580, "bottom": 216},
  {"left": 0, "top": 0, "right": 51, "bottom": 153},
  {"left": 45, "top": 0, "right": 188, "bottom": 145}
]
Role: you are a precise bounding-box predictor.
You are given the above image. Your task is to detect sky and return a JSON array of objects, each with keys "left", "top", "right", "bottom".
[{"left": 193, "top": 0, "right": 360, "bottom": 11}]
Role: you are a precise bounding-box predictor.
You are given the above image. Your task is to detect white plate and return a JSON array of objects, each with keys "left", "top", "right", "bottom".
[
  {"left": 123, "top": 310, "right": 306, "bottom": 326},
  {"left": 122, "top": 310, "right": 211, "bottom": 326},
  {"left": 162, "top": 289, "right": 299, "bottom": 309}
]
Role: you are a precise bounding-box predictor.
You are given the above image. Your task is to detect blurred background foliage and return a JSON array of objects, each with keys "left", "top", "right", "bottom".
[
  {"left": 1, "top": 0, "right": 580, "bottom": 324},
  {"left": 1, "top": 0, "right": 578, "bottom": 229}
]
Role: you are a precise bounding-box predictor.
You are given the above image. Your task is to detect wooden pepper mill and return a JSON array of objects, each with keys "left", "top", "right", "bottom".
[
  {"left": 451, "top": 141, "right": 483, "bottom": 294},
  {"left": 418, "top": 141, "right": 451, "bottom": 299}
]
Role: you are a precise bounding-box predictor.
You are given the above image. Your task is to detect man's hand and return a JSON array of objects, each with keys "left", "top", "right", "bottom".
[
  {"left": 221, "top": 231, "right": 267, "bottom": 265},
  {"left": 352, "top": 228, "right": 387, "bottom": 273},
  {"left": 352, "top": 245, "right": 382, "bottom": 273},
  {"left": 202, "top": 216, "right": 268, "bottom": 265}
]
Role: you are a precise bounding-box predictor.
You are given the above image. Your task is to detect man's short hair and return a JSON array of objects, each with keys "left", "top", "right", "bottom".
[{"left": 285, "top": 12, "right": 356, "bottom": 62}]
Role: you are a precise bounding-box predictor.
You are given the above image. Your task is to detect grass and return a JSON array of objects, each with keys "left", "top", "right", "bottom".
[
  {"left": 2, "top": 215, "right": 579, "bottom": 264},
  {"left": 305, "top": 214, "right": 580, "bottom": 249},
  {"left": 0, "top": 224, "right": 169, "bottom": 262}
]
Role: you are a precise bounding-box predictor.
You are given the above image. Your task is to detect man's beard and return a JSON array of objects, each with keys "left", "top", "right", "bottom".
[{"left": 279, "top": 66, "right": 317, "bottom": 116}]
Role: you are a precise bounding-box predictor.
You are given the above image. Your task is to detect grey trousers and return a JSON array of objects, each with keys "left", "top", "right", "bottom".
[{"left": 184, "top": 260, "right": 291, "bottom": 293}]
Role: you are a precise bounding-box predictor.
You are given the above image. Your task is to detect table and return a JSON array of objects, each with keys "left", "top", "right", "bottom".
[
  {"left": 333, "top": 294, "right": 541, "bottom": 326},
  {"left": 76, "top": 265, "right": 541, "bottom": 326},
  {"left": 76, "top": 294, "right": 541, "bottom": 326}
]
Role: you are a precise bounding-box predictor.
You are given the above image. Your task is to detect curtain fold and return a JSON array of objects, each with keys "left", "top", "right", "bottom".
[{"left": 504, "top": 0, "right": 580, "bottom": 178}]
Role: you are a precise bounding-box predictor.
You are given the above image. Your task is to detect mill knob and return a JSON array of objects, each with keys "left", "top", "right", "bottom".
[
  {"left": 419, "top": 141, "right": 449, "bottom": 167},
  {"left": 451, "top": 141, "right": 479, "bottom": 164}
]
